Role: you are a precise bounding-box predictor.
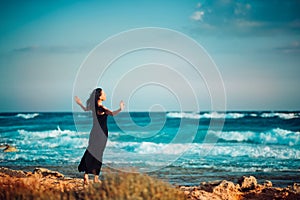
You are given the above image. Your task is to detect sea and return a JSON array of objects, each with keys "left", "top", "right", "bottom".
[{"left": 0, "top": 111, "right": 299, "bottom": 187}]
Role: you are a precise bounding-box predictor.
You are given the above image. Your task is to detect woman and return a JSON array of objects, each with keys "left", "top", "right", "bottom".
[{"left": 75, "top": 88, "right": 124, "bottom": 185}]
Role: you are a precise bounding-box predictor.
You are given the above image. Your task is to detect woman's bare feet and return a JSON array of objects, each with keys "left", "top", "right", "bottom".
[
  {"left": 84, "top": 173, "right": 89, "bottom": 185},
  {"left": 94, "top": 175, "right": 102, "bottom": 184}
]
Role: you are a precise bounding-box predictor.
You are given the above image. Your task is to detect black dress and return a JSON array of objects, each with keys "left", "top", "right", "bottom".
[{"left": 78, "top": 105, "right": 108, "bottom": 175}]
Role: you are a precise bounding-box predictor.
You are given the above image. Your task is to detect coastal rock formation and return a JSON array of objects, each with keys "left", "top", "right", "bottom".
[
  {"left": 0, "top": 144, "right": 17, "bottom": 152},
  {"left": 180, "top": 180, "right": 241, "bottom": 200},
  {"left": 292, "top": 183, "right": 300, "bottom": 193},
  {"left": 263, "top": 180, "right": 272, "bottom": 188},
  {"left": 0, "top": 167, "right": 83, "bottom": 197},
  {"left": 33, "top": 167, "right": 64, "bottom": 178},
  {"left": 0, "top": 167, "right": 185, "bottom": 200},
  {"left": 237, "top": 176, "right": 257, "bottom": 191},
  {"left": 0, "top": 167, "right": 299, "bottom": 200},
  {"left": 180, "top": 176, "right": 300, "bottom": 200},
  {"left": 212, "top": 180, "right": 240, "bottom": 200},
  {"left": 0, "top": 167, "right": 27, "bottom": 178}
]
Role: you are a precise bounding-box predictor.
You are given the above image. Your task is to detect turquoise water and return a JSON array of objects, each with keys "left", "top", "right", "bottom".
[{"left": 0, "top": 111, "right": 299, "bottom": 187}]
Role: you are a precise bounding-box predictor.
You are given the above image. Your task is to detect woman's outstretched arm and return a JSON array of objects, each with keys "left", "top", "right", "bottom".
[
  {"left": 105, "top": 100, "right": 125, "bottom": 116},
  {"left": 74, "top": 96, "right": 89, "bottom": 111}
]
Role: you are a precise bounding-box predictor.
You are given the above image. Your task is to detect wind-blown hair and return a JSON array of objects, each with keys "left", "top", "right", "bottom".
[{"left": 86, "top": 88, "right": 102, "bottom": 111}]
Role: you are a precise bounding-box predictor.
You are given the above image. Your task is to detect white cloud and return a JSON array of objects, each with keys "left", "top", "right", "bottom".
[
  {"left": 196, "top": 2, "right": 202, "bottom": 8},
  {"left": 191, "top": 11, "right": 204, "bottom": 21}
]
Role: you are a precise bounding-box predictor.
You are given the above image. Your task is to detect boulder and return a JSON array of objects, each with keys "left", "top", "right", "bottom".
[
  {"left": 200, "top": 180, "right": 223, "bottom": 192},
  {"left": 292, "top": 183, "right": 300, "bottom": 194},
  {"left": 33, "top": 168, "right": 64, "bottom": 178},
  {"left": 263, "top": 180, "right": 273, "bottom": 188},
  {"left": 238, "top": 176, "right": 257, "bottom": 191},
  {"left": 213, "top": 180, "right": 240, "bottom": 200},
  {"left": 0, "top": 167, "right": 27, "bottom": 178},
  {"left": 190, "top": 189, "right": 222, "bottom": 200}
]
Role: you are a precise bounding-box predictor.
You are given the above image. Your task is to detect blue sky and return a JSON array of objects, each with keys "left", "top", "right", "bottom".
[{"left": 0, "top": 0, "right": 299, "bottom": 112}]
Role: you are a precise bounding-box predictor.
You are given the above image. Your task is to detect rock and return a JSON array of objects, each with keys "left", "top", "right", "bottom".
[
  {"left": 213, "top": 180, "right": 237, "bottom": 192},
  {"left": 292, "top": 183, "right": 300, "bottom": 193},
  {"left": 263, "top": 180, "right": 273, "bottom": 188},
  {"left": 213, "top": 180, "right": 240, "bottom": 200},
  {"left": 190, "top": 189, "right": 222, "bottom": 200},
  {"left": 0, "top": 167, "right": 27, "bottom": 178},
  {"left": 33, "top": 168, "right": 64, "bottom": 178},
  {"left": 201, "top": 180, "right": 223, "bottom": 186},
  {"left": 194, "top": 180, "right": 240, "bottom": 200},
  {"left": 235, "top": 184, "right": 241, "bottom": 191},
  {"left": 200, "top": 180, "right": 223, "bottom": 192},
  {"left": 0, "top": 144, "right": 17, "bottom": 152},
  {"left": 238, "top": 176, "right": 257, "bottom": 191}
]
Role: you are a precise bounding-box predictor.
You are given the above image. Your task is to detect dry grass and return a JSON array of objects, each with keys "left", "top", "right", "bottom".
[{"left": 0, "top": 169, "right": 186, "bottom": 200}]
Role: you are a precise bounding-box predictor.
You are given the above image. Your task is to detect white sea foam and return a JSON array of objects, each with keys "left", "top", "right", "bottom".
[
  {"left": 261, "top": 112, "right": 299, "bottom": 120},
  {"left": 166, "top": 112, "right": 201, "bottom": 119},
  {"left": 16, "top": 113, "right": 39, "bottom": 119},
  {"left": 107, "top": 141, "right": 192, "bottom": 155},
  {"left": 218, "top": 131, "right": 256, "bottom": 142},
  {"left": 250, "top": 113, "right": 258, "bottom": 117},
  {"left": 206, "top": 144, "right": 300, "bottom": 159},
  {"left": 2, "top": 139, "right": 299, "bottom": 165},
  {"left": 167, "top": 111, "right": 299, "bottom": 120},
  {"left": 136, "top": 142, "right": 189, "bottom": 155},
  {"left": 166, "top": 112, "right": 245, "bottom": 119},
  {"left": 202, "top": 112, "right": 245, "bottom": 119},
  {"left": 217, "top": 128, "right": 300, "bottom": 146},
  {"left": 106, "top": 140, "right": 300, "bottom": 160},
  {"left": 18, "top": 126, "right": 78, "bottom": 139},
  {"left": 18, "top": 135, "right": 89, "bottom": 150},
  {"left": 17, "top": 127, "right": 89, "bottom": 149}
]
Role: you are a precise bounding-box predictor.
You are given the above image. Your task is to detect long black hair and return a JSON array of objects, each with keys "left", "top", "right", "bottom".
[{"left": 86, "top": 88, "right": 102, "bottom": 111}]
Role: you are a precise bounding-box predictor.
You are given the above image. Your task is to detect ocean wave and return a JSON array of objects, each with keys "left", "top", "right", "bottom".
[
  {"left": 75, "top": 113, "right": 90, "bottom": 118},
  {"left": 18, "top": 126, "right": 79, "bottom": 139},
  {"left": 0, "top": 150, "right": 83, "bottom": 163},
  {"left": 105, "top": 140, "right": 300, "bottom": 160},
  {"left": 136, "top": 142, "right": 189, "bottom": 154},
  {"left": 202, "top": 112, "right": 245, "bottom": 119},
  {"left": 17, "top": 127, "right": 89, "bottom": 149},
  {"left": 260, "top": 112, "right": 299, "bottom": 120},
  {"left": 207, "top": 144, "right": 300, "bottom": 159},
  {"left": 217, "top": 128, "right": 300, "bottom": 146},
  {"left": 16, "top": 113, "right": 39, "bottom": 119},
  {"left": 166, "top": 112, "right": 201, "bottom": 119},
  {"left": 166, "top": 112, "right": 245, "bottom": 119},
  {"left": 166, "top": 111, "right": 300, "bottom": 120},
  {"left": 107, "top": 141, "right": 190, "bottom": 155}
]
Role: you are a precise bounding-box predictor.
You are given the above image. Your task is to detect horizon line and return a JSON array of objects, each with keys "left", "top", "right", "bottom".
[{"left": 1, "top": 110, "right": 300, "bottom": 113}]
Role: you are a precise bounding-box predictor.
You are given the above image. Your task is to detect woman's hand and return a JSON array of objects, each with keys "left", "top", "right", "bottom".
[
  {"left": 75, "top": 96, "right": 88, "bottom": 111},
  {"left": 120, "top": 100, "right": 125, "bottom": 111},
  {"left": 74, "top": 96, "right": 82, "bottom": 105}
]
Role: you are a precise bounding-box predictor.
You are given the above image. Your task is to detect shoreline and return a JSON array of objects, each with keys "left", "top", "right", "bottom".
[
  {"left": 1, "top": 167, "right": 299, "bottom": 200},
  {"left": 2, "top": 164, "right": 298, "bottom": 188}
]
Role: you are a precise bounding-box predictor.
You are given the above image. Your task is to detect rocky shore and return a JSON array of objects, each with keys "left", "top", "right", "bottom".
[
  {"left": 0, "top": 167, "right": 299, "bottom": 200},
  {"left": 180, "top": 176, "right": 300, "bottom": 200}
]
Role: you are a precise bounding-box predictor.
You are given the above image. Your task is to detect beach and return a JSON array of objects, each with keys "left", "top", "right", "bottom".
[
  {"left": 1, "top": 167, "right": 299, "bottom": 200},
  {"left": 1, "top": 112, "right": 299, "bottom": 187},
  {"left": 1, "top": 0, "right": 300, "bottom": 197},
  {"left": 1, "top": 111, "right": 299, "bottom": 199}
]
